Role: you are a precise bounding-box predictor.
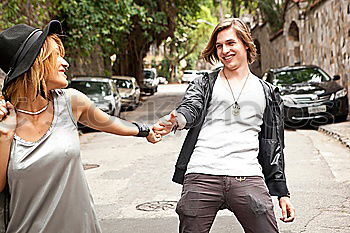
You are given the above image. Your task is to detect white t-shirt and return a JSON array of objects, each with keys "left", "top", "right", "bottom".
[{"left": 186, "top": 73, "right": 266, "bottom": 177}]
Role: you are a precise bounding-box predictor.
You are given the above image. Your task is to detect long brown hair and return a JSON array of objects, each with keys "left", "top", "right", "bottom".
[
  {"left": 3, "top": 34, "right": 65, "bottom": 106},
  {"left": 202, "top": 18, "right": 257, "bottom": 65}
]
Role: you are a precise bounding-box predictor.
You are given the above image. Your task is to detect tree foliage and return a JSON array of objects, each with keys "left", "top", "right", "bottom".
[
  {"left": 0, "top": 0, "right": 295, "bottom": 82},
  {"left": 111, "top": 0, "right": 205, "bottom": 82},
  {"left": 161, "top": 4, "right": 218, "bottom": 81},
  {"left": 258, "top": 0, "right": 286, "bottom": 33},
  {"left": 0, "top": 0, "right": 205, "bottom": 82},
  {"left": 230, "top": 0, "right": 259, "bottom": 18},
  {"left": 0, "top": 0, "right": 60, "bottom": 29}
]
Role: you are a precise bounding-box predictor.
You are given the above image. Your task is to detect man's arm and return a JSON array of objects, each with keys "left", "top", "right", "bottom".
[
  {"left": 153, "top": 75, "right": 207, "bottom": 135},
  {"left": 175, "top": 77, "right": 206, "bottom": 129},
  {"left": 279, "top": 197, "right": 295, "bottom": 222},
  {"left": 274, "top": 87, "right": 295, "bottom": 223}
]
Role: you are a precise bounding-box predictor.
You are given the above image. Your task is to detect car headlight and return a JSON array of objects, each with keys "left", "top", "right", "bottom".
[
  {"left": 281, "top": 96, "right": 295, "bottom": 106},
  {"left": 333, "top": 88, "right": 347, "bottom": 99}
]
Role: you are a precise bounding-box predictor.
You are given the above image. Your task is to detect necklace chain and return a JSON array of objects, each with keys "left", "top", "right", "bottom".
[
  {"left": 16, "top": 103, "right": 49, "bottom": 115},
  {"left": 222, "top": 70, "right": 249, "bottom": 116},
  {"left": 222, "top": 70, "right": 249, "bottom": 104}
]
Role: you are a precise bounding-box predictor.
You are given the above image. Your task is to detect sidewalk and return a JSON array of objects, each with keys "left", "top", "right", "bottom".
[{"left": 318, "top": 120, "right": 350, "bottom": 149}]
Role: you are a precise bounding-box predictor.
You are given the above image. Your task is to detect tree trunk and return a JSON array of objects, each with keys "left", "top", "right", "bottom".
[
  {"left": 112, "top": 16, "right": 150, "bottom": 85},
  {"left": 231, "top": 0, "right": 237, "bottom": 18}
]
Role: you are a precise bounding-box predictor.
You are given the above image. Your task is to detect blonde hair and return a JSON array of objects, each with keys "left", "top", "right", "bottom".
[
  {"left": 4, "top": 34, "right": 65, "bottom": 106},
  {"left": 202, "top": 18, "right": 257, "bottom": 65}
]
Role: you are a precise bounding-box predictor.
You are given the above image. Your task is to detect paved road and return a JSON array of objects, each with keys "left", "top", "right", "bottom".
[{"left": 80, "top": 84, "right": 350, "bottom": 233}]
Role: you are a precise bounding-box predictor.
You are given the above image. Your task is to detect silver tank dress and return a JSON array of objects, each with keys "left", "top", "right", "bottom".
[{"left": 6, "top": 89, "right": 102, "bottom": 233}]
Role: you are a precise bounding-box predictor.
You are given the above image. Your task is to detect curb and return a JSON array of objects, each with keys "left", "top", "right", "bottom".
[{"left": 318, "top": 126, "right": 350, "bottom": 149}]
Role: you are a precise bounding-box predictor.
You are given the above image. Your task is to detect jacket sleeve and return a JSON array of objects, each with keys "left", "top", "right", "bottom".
[
  {"left": 259, "top": 86, "right": 289, "bottom": 197},
  {"left": 176, "top": 76, "right": 206, "bottom": 129},
  {"left": 275, "top": 88, "right": 285, "bottom": 149}
]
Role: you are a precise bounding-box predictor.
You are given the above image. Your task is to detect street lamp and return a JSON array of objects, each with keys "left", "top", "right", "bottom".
[{"left": 196, "top": 19, "right": 215, "bottom": 27}]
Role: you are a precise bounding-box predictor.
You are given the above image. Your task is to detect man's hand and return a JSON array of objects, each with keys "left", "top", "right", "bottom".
[
  {"left": 0, "top": 101, "right": 17, "bottom": 137},
  {"left": 153, "top": 111, "right": 177, "bottom": 136},
  {"left": 146, "top": 128, "right": 162, "bottom": 144},
  {"left": 279, "top": 197, "right": 295, "bottom": 223}
]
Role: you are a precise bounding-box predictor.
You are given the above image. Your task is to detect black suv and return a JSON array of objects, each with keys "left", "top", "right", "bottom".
[{"left": 263, "top": 65, "right": 348, "bottom": 127}]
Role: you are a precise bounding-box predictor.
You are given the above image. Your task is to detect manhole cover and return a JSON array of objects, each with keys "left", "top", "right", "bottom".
[
  {"left": 136, "top": 201, "right": 178, "bottom": 211},
  {"left": 83, "top": 163, "right": 100, "bottom": 170}
]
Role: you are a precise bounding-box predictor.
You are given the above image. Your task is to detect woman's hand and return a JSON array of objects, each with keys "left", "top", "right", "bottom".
[
  {"left": 146, "top": 128, "right": 162, "bottom": 144},
  {"left": 0, "top": 101, "right": 17, "bottom": 138}
]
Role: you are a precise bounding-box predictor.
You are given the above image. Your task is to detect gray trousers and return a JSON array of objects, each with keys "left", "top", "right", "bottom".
[{"left": 175, "top": 173, "right": 279, "bottom": 233}]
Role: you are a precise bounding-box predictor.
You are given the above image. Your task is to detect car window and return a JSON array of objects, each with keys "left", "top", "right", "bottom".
[
  {"left": 273, "top": 67, "right": 331, "bottom": 85},
  {"left": 116, "top": 79, "right": 133, "bottom": 89},
  {"left": 144, "top": 70, "right": 154, "bottom": 79},
  {"left": 70, "top": 81, "right": 112, "bottom": 96}
]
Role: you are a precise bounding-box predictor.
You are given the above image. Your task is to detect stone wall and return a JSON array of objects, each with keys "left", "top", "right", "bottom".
[
  {"left": 301, "top": 0, "right": 350, "bottom": 90},
  {"left": 251, "top": 25, "right": 288, "bottom": 76},
  {"left": 251, "top": 0, "right": 350, "bottom": 111}
]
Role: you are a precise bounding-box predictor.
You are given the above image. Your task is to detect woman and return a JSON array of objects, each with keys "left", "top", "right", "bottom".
[{"left": 0, "top": 20, "right": 160, "bottom": 232}]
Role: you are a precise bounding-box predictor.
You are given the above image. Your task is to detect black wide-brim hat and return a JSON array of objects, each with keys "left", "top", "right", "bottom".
[{"left": 0, "top": 20, "right": 62, "bottom": 92}]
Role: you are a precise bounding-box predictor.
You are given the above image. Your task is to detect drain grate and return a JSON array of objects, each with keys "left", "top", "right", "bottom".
[
  {"left": 136, "top": 201, "right": 178, "bottom": 212},
  {"left": 83, "top": 163, "right": 100, "bottom": 170}
]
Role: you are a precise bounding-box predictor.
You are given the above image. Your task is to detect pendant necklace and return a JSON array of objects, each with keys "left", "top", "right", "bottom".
[
  {"left": 16, "top": 102, "right": 49, "bottom": 115},
  {"left": 222, "top": 70, "right": 249, "bottom": 116}
]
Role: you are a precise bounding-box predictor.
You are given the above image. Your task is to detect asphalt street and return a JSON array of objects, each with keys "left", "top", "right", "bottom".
[{"left": 80, "top": 84, "right": 350, "bottom": 233}]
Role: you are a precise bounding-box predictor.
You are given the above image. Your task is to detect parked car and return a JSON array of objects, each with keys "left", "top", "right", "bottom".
[
  {"left": 263, "top": 65, "right": 348, "bottom": 127},
  {"left": 69, "top": 76, "right": 122, "bottom": 118},
  {"left": 142, "top": 68, "right": 159, "bottom": 95},
  {"left": 112, "top": 76, "right": 141, "bottom": 110},
  {"left": 181, "top": 70, "right": 202, "bottom": 83}
]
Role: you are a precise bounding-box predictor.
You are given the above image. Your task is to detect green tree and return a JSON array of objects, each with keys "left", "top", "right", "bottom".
[
  {"left": 56, "top": 0, "right": 130, "bottom": 76},
  {"left": 0, "top": 0, "right": 60, "bottom": 29},
  {"left": 230, "top": 0, "right": 258, "bottom": 18},
  {"left": 165, "top": 5, "right": 217, "bottom": 81},
  {"left": 258, "top": 0, "right": 288, "bottom": 33},
  {"left": 111, "top": 0, "right": 204, "bottom": 84}
]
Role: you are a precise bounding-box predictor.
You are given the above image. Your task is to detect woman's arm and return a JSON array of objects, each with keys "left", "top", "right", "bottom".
[
  {"left": 67, "top": 88, "right": 161, "bottom": 142},
  {"left": 0, "top": 102, "right": 16, "bottom": 192}
]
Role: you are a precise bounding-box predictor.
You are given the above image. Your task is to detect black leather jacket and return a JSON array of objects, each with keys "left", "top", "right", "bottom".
[{"left": 173, "top": 69, "right": 290, "bottom": 197}]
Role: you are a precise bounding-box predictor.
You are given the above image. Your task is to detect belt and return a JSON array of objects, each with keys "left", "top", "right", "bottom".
[{"left": 234, "top": 176, "right": 247, "bottom": 182}]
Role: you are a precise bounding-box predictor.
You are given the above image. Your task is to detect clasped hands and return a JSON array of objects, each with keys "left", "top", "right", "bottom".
[{"left": 148, "top": 111, "right": 178, "bottom": 143}]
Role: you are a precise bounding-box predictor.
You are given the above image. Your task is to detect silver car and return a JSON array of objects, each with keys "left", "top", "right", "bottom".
[
  {"left": 69, "top": 77, "right": 122, "bottom": 117},
  {"left": 113, "top": 76, "right": 141, "bottom": 110}
]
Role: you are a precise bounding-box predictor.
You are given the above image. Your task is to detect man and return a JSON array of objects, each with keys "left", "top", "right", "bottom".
[{"left": 155, "top": 18, "right": 295, "bottom": 233}]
